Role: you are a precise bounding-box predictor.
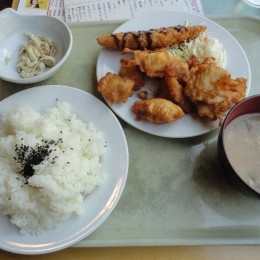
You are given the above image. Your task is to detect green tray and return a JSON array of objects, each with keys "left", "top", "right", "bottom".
[{"left": 1, "top": 15, "right": 260, "bottom": 247}]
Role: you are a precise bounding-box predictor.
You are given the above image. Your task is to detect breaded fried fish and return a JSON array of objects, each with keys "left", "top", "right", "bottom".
[
  {"left": 97, "top": 25, "right": 207, "bottom": 50},
  {"left": 97, "top": 72, "right": 135, "bottom": 104},
  {"left": 132, "top": 98, "right": 184, "bottom": 124}
]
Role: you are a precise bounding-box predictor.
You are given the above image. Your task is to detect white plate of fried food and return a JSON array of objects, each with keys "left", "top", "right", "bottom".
[
  {"left": 0, "top": 86, "right": 128, "bottom": 255},
  {"left": 96, "top": 11, "right": 251, "bottom": 138}
]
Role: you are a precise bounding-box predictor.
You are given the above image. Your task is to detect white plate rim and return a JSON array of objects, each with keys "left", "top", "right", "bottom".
[
  {"left": 96, "top": 11, "right": 251, "bottom": 138},
  {"left": 0, "top": 85, "right": 129, "bottom": 255}
]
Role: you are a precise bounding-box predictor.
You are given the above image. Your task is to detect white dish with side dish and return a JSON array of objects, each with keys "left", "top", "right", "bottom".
[{"left": 96, "top": 11, "right": 251, "bottom": 138}]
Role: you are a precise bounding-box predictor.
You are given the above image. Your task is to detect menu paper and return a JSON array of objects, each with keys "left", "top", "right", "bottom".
[
  {"left": 17, "top": 0, "right": 65, "bottom": 20},
  {"left": 64, "top": 0, "right": 204, "bottom": 23}
]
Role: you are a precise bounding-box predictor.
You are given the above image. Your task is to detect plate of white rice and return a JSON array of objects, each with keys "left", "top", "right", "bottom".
[{"left": 0, "top": 85, "right": 129, "bottom": 255}]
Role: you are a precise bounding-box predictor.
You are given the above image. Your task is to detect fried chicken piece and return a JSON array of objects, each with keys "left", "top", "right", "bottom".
[
  {"left": 119, "top": 58, "right": 145, "bottom": 90},
  {"left": 132, "top": 98, "right": 184, "bottom": 124},
  {"left": 97, "top": 72, "right": 135, "bottom": 104},
  {"left": 186, "top": 56, "right": 216, "bottom": 70},
  {"left": 157, "top": 76, "right": 193, "bottom": 113},
  {"left": 165, "top": 58, "right": 189, "bottom": 82},
  {"left": 97, "top": 25, "right": 207, "bottom": 50},
  {"left": 184, "top": 59, "right": 247, "bottom": 122},
  {"left": 138, "top": 90, "right": 149, "bottom": 100},
  {"left": 123, "top": 48, "right": 180, "bottom": 78},
  {"left": 196, "top": 103, "right": 216, "bottom": 121}
]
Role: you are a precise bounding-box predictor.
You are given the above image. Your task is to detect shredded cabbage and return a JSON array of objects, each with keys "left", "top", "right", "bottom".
[{"left": 167, "top": 32, "right": 227, "bottom": 68}]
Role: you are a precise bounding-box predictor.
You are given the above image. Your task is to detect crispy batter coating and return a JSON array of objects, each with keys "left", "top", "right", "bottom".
[
  {"left": 97, "top": 72, "right": 135, "bottom": 104},
  {"left": 157, "top": 76, "right": 193, "bottom": 113},
  {"left": 165, "top": 58, "right": 189, "bottom": 82},
  {"left": 184, "top": 59, "right": 247, "bottom": 122},
  {"left": 138, "top": 90, "right": 149, "bottom": 100},
  {"left": 123, "top": 48, "right": 178, "bottom": 78},
  {"left": 97, "top": 25, "right": 207, "bottom": 50},
  {"left": 186, "top": 55, "right": 207, "bottom": 69},
  {"left": 119, "top": 58, "right": 145, "bottom": 90},
  {"left": 132, "top": 98, "right": 184, "bottom": 124}
]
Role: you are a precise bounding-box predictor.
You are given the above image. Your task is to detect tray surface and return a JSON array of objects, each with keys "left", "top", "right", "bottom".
[{"left": 0, "top": 15, "right": 260, "bottom": 246}]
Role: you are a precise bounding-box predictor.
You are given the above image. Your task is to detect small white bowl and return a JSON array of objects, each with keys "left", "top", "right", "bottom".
[{"left": 0, "top": 8, "right": 73, "bottom": 84}]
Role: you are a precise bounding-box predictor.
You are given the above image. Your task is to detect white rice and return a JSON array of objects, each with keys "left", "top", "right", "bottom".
[{"left": 0, "top": 102, "right": 105, "bottom": 234}]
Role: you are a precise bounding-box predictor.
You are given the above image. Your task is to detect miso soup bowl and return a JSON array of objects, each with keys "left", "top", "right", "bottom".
[
  {"left": 218, "top": 94, "right": 260, "bottom": 197},
  {"left": 0, "top": 8, "right": 73, "bottom": 84}
]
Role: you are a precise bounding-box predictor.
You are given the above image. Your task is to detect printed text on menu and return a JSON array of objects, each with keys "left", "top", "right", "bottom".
[{"left": 64, "top": 0, "right": 203, "bottom": 23}]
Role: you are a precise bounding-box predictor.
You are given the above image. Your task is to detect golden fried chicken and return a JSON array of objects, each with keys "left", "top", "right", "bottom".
[
  {"left": 123, "top": 48, "right": 181, "bottom": 78},
  {"left": 157, "top": 76, "right": 193, "bottom": 113},
  {"left": 196, "top": 103, "right": 216, "bottom": 121},
  {"left": 119, "top": 58, "right": 145, "bottom": 90},
  {"left": 184, "top": 59, "right": 247, "bottom": 122},
  {"left": 97, "top": 25, "right": 207, "bottom": 50},
  {"left": 138, "top": 90, "right": 149, "bottom": 100},
  {"left": 186, "top": 55, "right": 205, "bottom": 69},
  {"left": 165, "top": 58, "right": 189, "bottom": 82},
  {"left": 132, "top": 98, "right": 184, "bottom": 124},
  {"left": 97, "top": 72, "right": 135, "bottom": 104}
]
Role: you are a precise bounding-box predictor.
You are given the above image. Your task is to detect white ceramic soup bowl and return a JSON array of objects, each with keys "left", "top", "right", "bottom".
[
  {"left": 218, "top": 94, "right": 260, "bottom": 197},
  {"left": 0, "top": 8, "right": 73, "bottom": 84}
]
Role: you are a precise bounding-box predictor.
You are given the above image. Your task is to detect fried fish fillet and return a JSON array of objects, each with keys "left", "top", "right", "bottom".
[
  {"left": 97, "top": 25, "right": 207, "bottom": 50},
  {"left": 97, "top": 72, "right": 135, "bottom": 104},
  {"left": 132, "top": 98, "right": 184, "bottom": 124},
  {"left": 184, "top": 58, "right": 247, "bottom": 122}
]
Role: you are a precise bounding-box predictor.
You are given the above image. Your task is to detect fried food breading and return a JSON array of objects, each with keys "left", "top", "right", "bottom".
[
  {"left": 97, "top": 25, "right": 207, "bottom": 50},
  {"left": 186, "top": 55, "right": 207, "bottom": 69},
  {"left": 123, "top": 48, "right": 180, "bottom": 78},
  {"left": 184, "top": 59, "right": 247, "bottom": 122},
  {"left": 157, "top": 76, "right": 193, "bottom": 113},
  {"left": 119, "top": 58, "right": 145, "bottom": 90},
  {"left": 196, "top": 103, "right": 216, "bottom": 121},
  {"left": 138, "top": 90, "right": 149, "bottom": 100},
  {"left": 97, "top": 72, "right": 135, "bottom": 104},
  {"left": 165, "top": 58, "right": 189, "bottom": 82},
  {"left": 132, "top": 98, "right": 184, "bottom": 124}
]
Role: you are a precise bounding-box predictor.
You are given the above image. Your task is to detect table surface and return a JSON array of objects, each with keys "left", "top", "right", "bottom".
[{"left": 1, "top": 0, "right": 260, "bottom": 259}]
